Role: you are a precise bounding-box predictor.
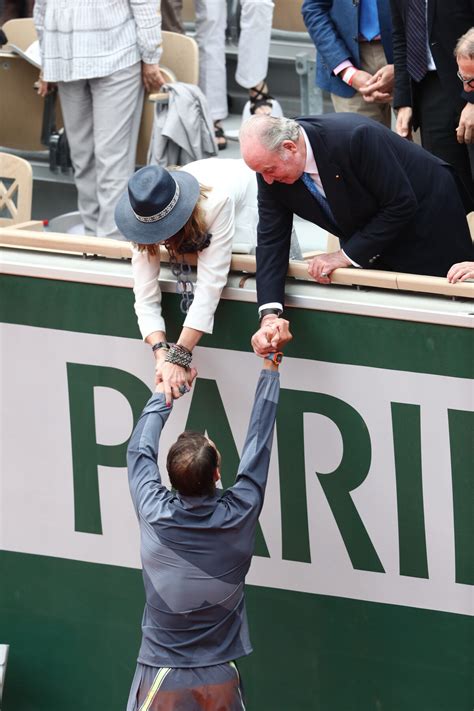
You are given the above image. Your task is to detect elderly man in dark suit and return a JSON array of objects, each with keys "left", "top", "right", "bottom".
[
  {"left": 239, "top": 114, "right": 473, "bottom": 353},
  {"left": 390, "top": 0, "right": 474, "bottom": 209}
]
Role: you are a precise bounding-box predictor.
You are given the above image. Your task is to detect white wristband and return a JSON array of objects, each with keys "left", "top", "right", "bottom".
[{"left": 341, "top": 67, "right": 358, "bottom": 85}]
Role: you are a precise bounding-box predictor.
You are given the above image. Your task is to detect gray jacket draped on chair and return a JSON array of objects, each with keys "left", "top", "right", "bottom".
[{"left": 147, "top": 82, "right": 218, "bottom": 167}]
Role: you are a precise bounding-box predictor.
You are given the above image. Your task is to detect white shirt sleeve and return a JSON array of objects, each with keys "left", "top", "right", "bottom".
[
  {"left": 129, "top": 0, "right": 163, "bottom": 64},
  {"left": 131, "top": 245, "right": 166, "bottom": 340},
  {"left": 33, "top": 0, "right": 46, "bottom": 45},
  {"left": 183, "top": 195, "right": 234, "bottom": 334}
]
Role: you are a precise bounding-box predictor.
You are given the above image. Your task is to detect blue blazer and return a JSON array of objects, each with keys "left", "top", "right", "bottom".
[
  {"left": 255, "top": 114, "right": 473, "bottom": 308},
  {"left": 302, "top": 0, "right": 394, "bottom": 98}
]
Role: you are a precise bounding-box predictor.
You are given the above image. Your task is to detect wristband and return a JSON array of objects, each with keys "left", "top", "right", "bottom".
[
  {"left": 264, "top": 351, "right": 283, "bottom": 365},
  {"left": 152, "top": 341, "right": 170, "bottom": 353},
  {"left": 259, "top": 307, "right": 282, "bottom": 323},
  {"left": 342, "top": 67, "right": 358, "bottom": 86}
]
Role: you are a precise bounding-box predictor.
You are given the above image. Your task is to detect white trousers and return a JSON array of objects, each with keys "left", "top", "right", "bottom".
[
  {"left": 195, "top": 0, "right": 274, "bottom": 121},
  {"left": 58, "top": 62, "right": 143, "bottom": 237}
]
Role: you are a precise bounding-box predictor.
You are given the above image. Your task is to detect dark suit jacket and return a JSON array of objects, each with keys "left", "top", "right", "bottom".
[
  {"left": 302, "top": 0, "right": 393, "bottom": 98},
  {"left": 256, "top": 113, "right": 473, "bottom": 308},
  {"left": 390, "top": 0, "right": 474, "bottom": 114}
]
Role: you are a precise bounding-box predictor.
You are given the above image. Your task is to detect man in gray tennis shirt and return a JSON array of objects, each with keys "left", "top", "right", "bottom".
[{"left": 126, "top": 355, "right": 282, "bottom": 710}]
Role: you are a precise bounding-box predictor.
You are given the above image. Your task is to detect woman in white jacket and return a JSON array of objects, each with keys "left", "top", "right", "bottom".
[{"left": 115, "top": 158, "right": 259, "bottom": 402}]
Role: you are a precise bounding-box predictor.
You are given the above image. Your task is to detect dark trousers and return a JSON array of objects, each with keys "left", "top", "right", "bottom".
[{"left": 415, "top": 71, "right": 474, "bottom": 212}]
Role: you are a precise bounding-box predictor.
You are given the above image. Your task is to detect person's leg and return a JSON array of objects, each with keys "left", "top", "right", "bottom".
[
  {"left": 236, "top": 0, "right": 274, "bottom": 89},
  {"left": 161, "top": 0, "right": 184, "bottom": 33},
  {"left": 90, "top": 62, "right": 144, "bottom": 237},
  {"left": 194, "top": 0, "right": 228, "bottom": 146},
  {"left": 57, "top": 79, "right": 99, "bottom": 234},
  {"left": 331, "top": 42, "right": 392, "bottom": 128},
  {"left": 416, "top": 72, "right": 474, "bottom": 211}
]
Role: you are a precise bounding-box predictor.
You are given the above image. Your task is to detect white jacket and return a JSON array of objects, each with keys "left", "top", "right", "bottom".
[{"left": 132, "top": 158, "right": 259, "bottom": 339}]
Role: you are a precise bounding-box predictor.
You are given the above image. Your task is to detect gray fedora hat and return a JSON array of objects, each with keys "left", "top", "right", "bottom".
[{"left": 115, "top": 165, "right": 200, "bottom": 244}]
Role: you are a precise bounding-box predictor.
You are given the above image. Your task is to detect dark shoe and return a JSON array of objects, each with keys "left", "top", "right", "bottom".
[
  {"left": 214, "top": 121, "right": 227, "bottom": 150},
  {"left": 249, "top": 80, "right": 274, "bottom": 116}
]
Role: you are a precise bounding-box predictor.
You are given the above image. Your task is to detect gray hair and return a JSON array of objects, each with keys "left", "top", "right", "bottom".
[
  {"left": 260, "top": 117, "right": 301, "bottom": 151},
  {"left": 454, "top": 27, "right": 474, "bottom": 59},
  {"left": 240, "top": 116, "right": 301, "bottom": 152}
]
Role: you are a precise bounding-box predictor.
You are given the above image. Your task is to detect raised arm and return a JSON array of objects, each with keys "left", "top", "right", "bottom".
[
  {"left": 127, "top": 392, "right": 172, "bottom": 520},
  {"left": 227, "top": 361, "right": 280, "bottom": 512}
]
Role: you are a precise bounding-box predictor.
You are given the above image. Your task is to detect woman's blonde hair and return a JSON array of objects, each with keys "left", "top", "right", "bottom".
[{"left": 135, "top": 182, "right": 212, "bottom": 257}]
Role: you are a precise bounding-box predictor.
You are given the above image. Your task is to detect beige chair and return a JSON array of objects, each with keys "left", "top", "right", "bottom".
[
  {"left": 272, "top": 0, "right": 306, "bottom": 33},
  {"left": 2, "top": 17, "right": 38, "bottom": 52},
  {"left": 0, "top": 152, "right": 33, "bottom": 226},
  {"left": 0, "top": 18, "right": 63, "bottom": 152},
  {"left": 136, "top": 30, "right": 199, "bottom": 165}
]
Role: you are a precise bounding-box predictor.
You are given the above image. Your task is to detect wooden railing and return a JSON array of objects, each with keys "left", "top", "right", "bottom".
[{"left": 1, "top": 222, "right": 473, "bottom": 299}]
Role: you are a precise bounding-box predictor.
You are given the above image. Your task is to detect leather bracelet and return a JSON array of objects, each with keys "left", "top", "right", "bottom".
[
  {"left": 259, "top": 307, "right": 282, "bottom": 323},
  {"left": 152, "top": 341, "right": 170, "bottom": 353}
]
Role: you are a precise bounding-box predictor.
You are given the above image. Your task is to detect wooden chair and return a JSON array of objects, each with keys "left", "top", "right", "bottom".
[
  {"left": 0, "top": 152, "right": 33, "bottom": 226},
  {"left": 136, "top": 30, "right": 199, "bottom": 165}
]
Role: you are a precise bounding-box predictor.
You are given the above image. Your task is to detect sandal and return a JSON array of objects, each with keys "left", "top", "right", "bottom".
[
  {"left": 213, "top": 121, "right": 227, "bottom": 151},
  {"left": 249, "top": 80, "right": 274, "bottom": 116}
]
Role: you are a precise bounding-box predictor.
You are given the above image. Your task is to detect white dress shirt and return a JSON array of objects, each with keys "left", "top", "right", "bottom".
[{"left": 132, "top": 158, "right": 259, "bottom": 339}]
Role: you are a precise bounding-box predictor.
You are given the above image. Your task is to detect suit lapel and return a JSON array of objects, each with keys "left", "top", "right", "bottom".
[{"left": 300, "top": 120, "right": 353, "bottom": 238}]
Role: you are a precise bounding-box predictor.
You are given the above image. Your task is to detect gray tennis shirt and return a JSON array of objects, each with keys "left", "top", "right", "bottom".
[{"left": 127, "top": 369, "right": 280, "bottom": 668}]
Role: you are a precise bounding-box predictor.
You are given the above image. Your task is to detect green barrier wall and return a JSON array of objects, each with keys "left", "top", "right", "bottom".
[{"left": 0, "top": 274, "right": 472, "bottom": 711}]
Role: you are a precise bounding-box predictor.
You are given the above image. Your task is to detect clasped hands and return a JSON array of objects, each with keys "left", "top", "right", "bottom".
[
  {"left": 155, "top": 319, "right": 292, "bottom": 401},
  {"left": 353, "top": 64, "right": 394, "bottom": 104},
  {"left": 251, "top": 315, "right": 293, "bottom": 356},
  {"left": 154, "top": 350, "right": 196, "bottom": 405}
]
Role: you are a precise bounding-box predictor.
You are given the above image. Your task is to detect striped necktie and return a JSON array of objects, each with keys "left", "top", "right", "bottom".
[
  {"left": 406, "top": 0, "right": 428, "bottom": 82},
  {"left": 301, "top": 172, "right": 337, "bottom": 227}
]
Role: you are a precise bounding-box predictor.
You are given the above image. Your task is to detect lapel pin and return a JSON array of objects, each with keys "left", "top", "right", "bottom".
[{"left": 335, "top": 174, "right": 340, "bottom": 179}]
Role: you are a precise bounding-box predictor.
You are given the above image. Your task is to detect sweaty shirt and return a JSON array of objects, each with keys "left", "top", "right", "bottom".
[{"left": 127, "top": 369, "right": 280, "bottom": 668}]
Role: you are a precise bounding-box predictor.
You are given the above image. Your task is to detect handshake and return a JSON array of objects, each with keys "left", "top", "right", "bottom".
[
  {"left": 251, "top": 314, "right": 293, "bottom": 356},
  {"left": 155, "top": 315, "right": 292, "bottom": 405}
]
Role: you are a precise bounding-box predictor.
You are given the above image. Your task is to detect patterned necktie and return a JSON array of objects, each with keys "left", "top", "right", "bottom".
[
  {"left": 359, "top": 0, "right": 380, "bottom": 42},
  {"left": 406, "top": 0, "right": 428, "bottom": 82},
  {"left": 301, "top": 172, "right": 337, "bottom": 227}
]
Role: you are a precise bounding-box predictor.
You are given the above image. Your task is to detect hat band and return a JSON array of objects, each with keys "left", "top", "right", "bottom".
[{"left": 132, "top": 183, "right": 180, "bottom": 224}]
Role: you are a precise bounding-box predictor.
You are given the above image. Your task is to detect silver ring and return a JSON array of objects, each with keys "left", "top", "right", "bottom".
[
  {"left": 178, "top": 384, "right": 188, "bottom": 395},
  {"left": 321, "top": 272, "right": 328, "bottom": 277}
]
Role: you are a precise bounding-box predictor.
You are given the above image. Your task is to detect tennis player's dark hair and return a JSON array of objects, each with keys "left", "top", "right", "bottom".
[{"left": 167, "top": 431, "right": 218, "bottom": 496}]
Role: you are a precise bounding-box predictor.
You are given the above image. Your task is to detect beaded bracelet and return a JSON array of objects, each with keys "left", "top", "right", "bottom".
[{"left": 165, "top": 344, "right": 192, "bottom": 368}]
